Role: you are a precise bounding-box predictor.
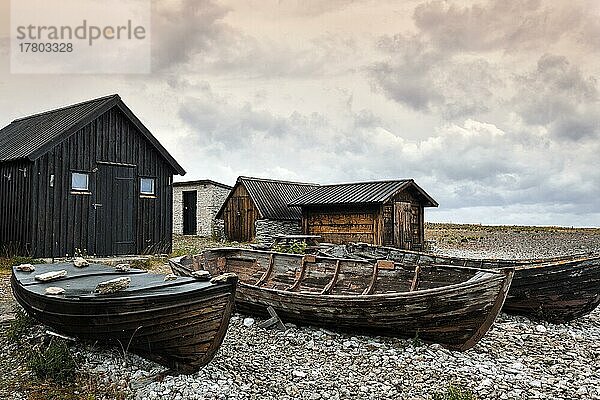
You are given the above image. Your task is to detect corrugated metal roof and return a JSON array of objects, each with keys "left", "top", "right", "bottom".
[
  {"left": 238, "top": 176, "right": 319, "bottom": 220},
  {"left": 0, "top": 94, "right": 117, "bottom": 162},
  {"left": 289, "top": 179, "right": 438, "bottom": 207},
  {"left": 0, "top": 94, "right": 186, "bottom": 175}
]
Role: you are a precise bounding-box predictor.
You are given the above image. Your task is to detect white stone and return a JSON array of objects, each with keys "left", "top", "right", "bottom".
[
  {"left": 164, "top": 273, "right": 178, "bottom": 281},
  {"left": 73, "top": 257, "right": 89, "bottom": 268},
  {"left": 191, "top": 270, "right": 211, "bottom": 281},
  {"left": 15, "top": 263, "right": 35, "bottom": 272},
  {"left": 114, "top": 263, "right": 131, "bottom": 272},
  {"left": 243, "top": 318, "right": 255, "bottom": 327},
  {"left": 529, "top": 380, "right": 542, "bottom": 388},
  {"left": 292, "top": 370, "right": 306, "bottom": 378},
  {"left": 480, "top": 378, "right": 493, "bottom": 387},
  {"left": 535, "top": 325, "right": 547, "bottom": 333},
  {"left": 45, "top": 287, "right": 65, "bottom": 295},
  {"left": 35, "top": 270, "right": 67, "bottom": 282},
  {"left": 95, "top": 277, "right": 131, "bottom": 294}
]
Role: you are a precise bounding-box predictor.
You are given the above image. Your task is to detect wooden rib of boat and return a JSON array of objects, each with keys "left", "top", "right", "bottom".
[
  {"left": 11, "top": 262, "right": 237, "bottom": 373},
  {"left": 336, "top": 243, "right": 600, "bottom": 324},
  {"left": 169, "top": 248, "right": 514, "bottom": 351}
]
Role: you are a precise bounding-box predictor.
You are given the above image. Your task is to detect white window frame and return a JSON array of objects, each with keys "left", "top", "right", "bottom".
[
  {"left": 140, "top": 177, "right": 155, "bottom": 195},
  {"left": 71, "top": 172, "right": 89, "bottom": 191}
]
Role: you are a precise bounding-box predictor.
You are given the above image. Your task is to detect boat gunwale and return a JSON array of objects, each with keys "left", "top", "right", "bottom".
[
  {"left": 171, "top": 251, "right": 514, "bottom": 302},
  {"left": 12, "top": 265, "right": 236, "bottom": 304}
]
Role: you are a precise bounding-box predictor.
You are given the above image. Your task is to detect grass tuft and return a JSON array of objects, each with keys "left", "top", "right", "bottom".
[
  {"left": 6, "top": 308, "right": 36, "bottom": 344},
  {"left": 28, "top": 339, "right": 78, "bottom": 383},
  {"left": 0, "top": 256, "right": 44, "bottom": 272},
  {"left": 432, "top": 384, "right": 478, "bottom": 400}
]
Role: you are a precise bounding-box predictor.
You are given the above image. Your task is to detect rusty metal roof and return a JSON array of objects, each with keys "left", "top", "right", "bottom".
[
  {"left": 0, "top": 94, "right": 185, "bottom": 175},
  {"left": 217, "top": 176, "right": 319, "bottom": 220},
  {"left": 289, "top": 179, "right": 438, "bottom": 207}
]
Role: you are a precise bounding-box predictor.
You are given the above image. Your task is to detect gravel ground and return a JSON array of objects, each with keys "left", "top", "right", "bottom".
[{"left": 2, "top": 226, "right": 600, "bottom": 399}]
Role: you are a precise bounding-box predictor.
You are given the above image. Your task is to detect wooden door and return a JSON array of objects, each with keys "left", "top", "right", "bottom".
[
  {"left": 93, "top": 164, "right": 135, "bottom": 255},
  {"left": 394, "top": 202, "right": 413, "bottom": 250},
  {"left": 182, "top": 190, "right": 197, "bottom": 235}
]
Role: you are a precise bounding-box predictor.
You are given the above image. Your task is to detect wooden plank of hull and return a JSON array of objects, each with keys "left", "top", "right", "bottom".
[
  {"left": 344, "top": 243, "right": 600, "bottom": 323},
  {"left": 171, "top": 249, "right": 513, "bottom": 350},
  {"left": 11, "top": 264, "right": 237, "bottom": 373},
  {"left": 234, "top": 271, "right": 511, "bottom": 351}
]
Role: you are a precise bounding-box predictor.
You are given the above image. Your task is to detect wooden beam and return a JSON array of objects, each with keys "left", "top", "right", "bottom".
[
  {"left": 287, "top": 255, "right": 314, "bottom": 291},
  {"left": 256, "top": 253, "right": 275, "bottom": 286},
  {"left": 409, "top": 265, "right": 421, "bottom": 292},
  {"left": 362, "top": 260, "right": 381, "bottom": 295},
  {"left": 321, "top": 259, "right": 341, "bottom": 295}
]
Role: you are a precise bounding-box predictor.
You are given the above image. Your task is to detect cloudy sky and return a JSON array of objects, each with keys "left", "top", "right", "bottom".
[{"left": 1, "top": 0, "right": 599, "bottom": 226}]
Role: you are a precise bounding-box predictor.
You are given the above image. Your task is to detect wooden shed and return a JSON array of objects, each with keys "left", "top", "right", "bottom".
[
  {"left": 216, "top": 177, "right": 318, "bottom": 243},
  {"left": 289, "top": 180, "right": 438, "bottom": 250},
  {"left": 0, "top": 94, "right": 186, "bottom": 257}
]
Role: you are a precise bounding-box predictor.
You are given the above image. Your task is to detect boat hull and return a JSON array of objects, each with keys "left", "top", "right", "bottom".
[
  {"left": 342, "top": 243, "right": 600, "bottom": 323},
  {"left": 11, "top": 263, "right": 237, "bottom": 373},
  {"left": 171, "top": 249, "right": 513, "bottom": 351}
]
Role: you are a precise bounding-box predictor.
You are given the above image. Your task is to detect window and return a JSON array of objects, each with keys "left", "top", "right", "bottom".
[
  {"left": 140, "top": 177, "right": 155, "bottom": 195},
  {"left": 71, "top": 172, "right": 89, "bottom": 191}
]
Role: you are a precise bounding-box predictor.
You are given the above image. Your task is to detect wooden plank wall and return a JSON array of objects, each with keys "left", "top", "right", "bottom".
[
  {"left": 27, "top": 106, "right": 174, "bottom": 257},
  {"left": 304, "top": 205, "right": 383, "bottom": 245},
  {"left": 0, "top": 161, "right": 32, "bottom": 256},
  {"left": 221, "top": 184, "right": 258, "bottom": 242},
  {"left": 384, "top": 187, "right": 425, "bottom": 248}
]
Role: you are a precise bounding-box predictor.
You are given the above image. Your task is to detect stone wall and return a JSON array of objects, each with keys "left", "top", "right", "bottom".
[
  {"left": 173, "top": 182, "right": 231, "bottom": 236},
  {"left": 254, "top": 219, "right": 302, "bottom": 244}
]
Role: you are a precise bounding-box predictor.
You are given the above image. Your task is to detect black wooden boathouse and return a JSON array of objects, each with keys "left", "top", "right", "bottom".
[{"left": 0, "top": 94, "right": 185, "bottom": 257}]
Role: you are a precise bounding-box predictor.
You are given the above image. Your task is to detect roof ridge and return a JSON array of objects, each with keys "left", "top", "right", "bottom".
[
  {"left": 315, "top": 179, "right": 412, "bottom": 187},
  {"left": 173, "top": 179, "right": 233, "bottom": 189},
  {"left": 12, "top": 94, "right": 119, "bottom": 123},
  {"left": 238, "top": 176, "right": 318, "bottom": 186}
]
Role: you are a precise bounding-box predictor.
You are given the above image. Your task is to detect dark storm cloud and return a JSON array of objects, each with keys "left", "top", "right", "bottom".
[
  {"left": 152, "top": 0, "right": 235, "bottom": 71},
  {"left": 513, "top": 54, "right": 600, "bottom": 141},
  {"left": 152, "top": 0, "right": 357, "bottom": 76},
  {"left": 370, "top": 33, "right": 500, "bottom": 118}
]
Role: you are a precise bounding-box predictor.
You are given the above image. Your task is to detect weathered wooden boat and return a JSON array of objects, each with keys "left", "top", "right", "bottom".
[
  {"left": 333, "top": 243, "right": 600, "bottom": 324},
  {"left": 11, "top": 262, "right": 237, "bottom": 373},
  {"left": 170, "top": 248, "right": 514, "bottom": 351}
]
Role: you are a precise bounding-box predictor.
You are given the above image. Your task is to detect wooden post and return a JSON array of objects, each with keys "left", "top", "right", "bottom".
[
  {"left": 321, "top": 259, "right": 341, "bottom": 295},
  {"left": 409, "top": 265, "right": 421, "bottom": 292},
  {"left": 256, "top": 253, "right": 275, "bottom": 286}
]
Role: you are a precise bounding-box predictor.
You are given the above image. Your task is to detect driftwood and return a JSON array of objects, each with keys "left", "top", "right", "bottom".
[
  {"left": 35, "top": 270, "right": 67, "bottom": 282},
  {"left": 257, "top": 306, "right": 287, "bottom": 331},
  {"left": 45, "top": 330, "right": 76, "bottom": 342}
]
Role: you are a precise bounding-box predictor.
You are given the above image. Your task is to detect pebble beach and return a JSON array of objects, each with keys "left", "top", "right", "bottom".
[{"left": 1, "top": 225, "right": 599, "bottom": 399}]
